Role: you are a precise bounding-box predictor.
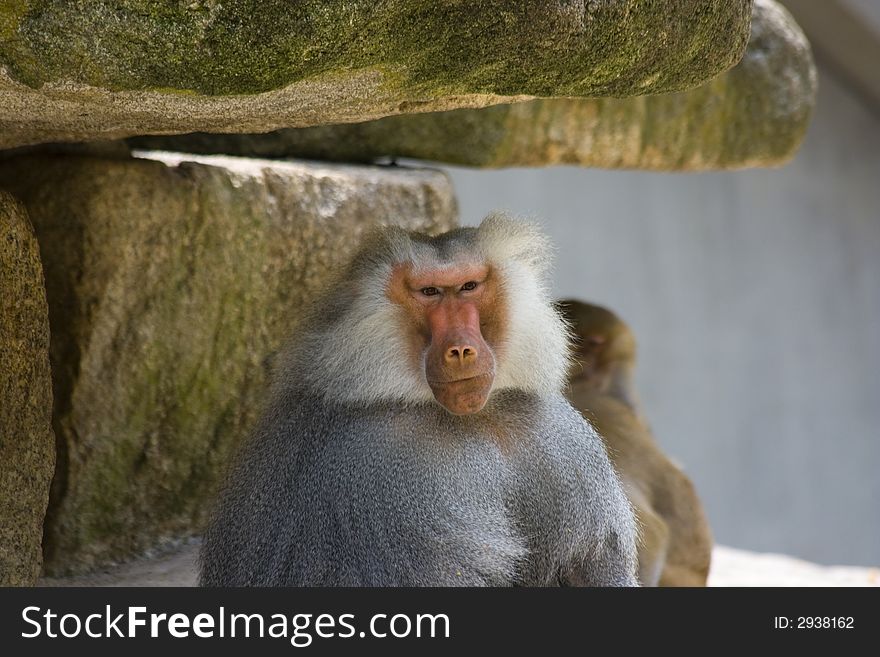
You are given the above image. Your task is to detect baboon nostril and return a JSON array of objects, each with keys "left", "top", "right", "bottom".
[{"left": 445, "top": 345, "right": 477, "bottom": 364}]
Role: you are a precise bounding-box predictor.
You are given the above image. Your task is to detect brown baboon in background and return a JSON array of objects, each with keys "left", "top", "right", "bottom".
[
  {"left": 557, "top": 299, "right": 713, "bottom": 587},
  {"left": 200, "top": 215, "right": 638, "bottom": 586}
]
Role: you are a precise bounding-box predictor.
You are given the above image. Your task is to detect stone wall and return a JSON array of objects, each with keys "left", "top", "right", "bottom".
[{"left": 0, "top": 193, "right": 54, "bottom": 585}]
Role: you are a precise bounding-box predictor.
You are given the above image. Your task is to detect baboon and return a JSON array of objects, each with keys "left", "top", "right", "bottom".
[
  {"left": 200, "top": 215, "right": 638, "bottom": 586},
  {"left": 557, "top": 299, "right": 712, "bottom": 586}
]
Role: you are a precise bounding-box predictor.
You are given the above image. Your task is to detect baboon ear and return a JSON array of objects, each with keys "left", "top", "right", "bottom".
[
  {"left": 477, "top": 212, "right": 554, "bottom": 275},
  {"left": 344, "top": 222, "right": 433, "bottom": 286}
]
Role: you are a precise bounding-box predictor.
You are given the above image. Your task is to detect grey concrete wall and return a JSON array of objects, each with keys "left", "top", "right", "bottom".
[{"left": 444, "top": 64, "right": 880, "bottom": 567}]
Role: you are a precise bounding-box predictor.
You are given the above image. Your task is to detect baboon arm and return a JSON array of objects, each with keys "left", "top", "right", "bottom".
[
  {"left": 560, "top": 531, "right": 640, "bottom": 587},
  {"left": 634, "top": 505, "right": 670, "bottom": 587}
]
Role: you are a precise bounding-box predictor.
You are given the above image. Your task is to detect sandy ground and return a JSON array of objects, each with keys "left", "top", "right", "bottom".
[
  {"left": 708, "top": 546, "right": 879, "bottom": 587},
  {"left": 38, "top": 542, "right": 879, "bottom": 587}
]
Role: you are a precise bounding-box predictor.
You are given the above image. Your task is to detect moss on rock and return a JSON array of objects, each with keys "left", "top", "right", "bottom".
[
  {"left": 2, "top": 1, "right": 750, "bottom": 96},
  {"left": 0, "top": 1, "right": 752, "bottom": 149},
  {"left": 132, "top": 0, "right": 814, "bottom": 171},
  {"left": 0, "top": 192, "right": 55, "bottom": 586}
]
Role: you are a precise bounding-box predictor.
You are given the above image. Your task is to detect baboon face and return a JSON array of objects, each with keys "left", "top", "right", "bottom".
[
  {"left": 388, "top": 261, "right": 504, "bottom": 415},
  {"left": 557, "top": 300, "right": 635, "bottom": 389}
]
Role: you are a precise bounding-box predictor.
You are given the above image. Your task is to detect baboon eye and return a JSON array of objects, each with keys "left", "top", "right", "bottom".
[
  {"left": 460, "top": 281, "right": 478, "bottom": 291},
  {"left": 421, "top": 287, "right": 440, "bottom": 297}
]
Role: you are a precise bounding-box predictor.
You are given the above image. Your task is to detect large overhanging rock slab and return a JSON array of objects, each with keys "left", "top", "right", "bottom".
[
  {"left": 131, "top": 0, "right": 813, "bottom": 171},
  {"left": 0, "top": 192, "right": 55, "bottom": 586},
  {"left": 0, "top": 153, "right": 457, "bottom": 575},
  {"left": 0, "top": 1, "right": 752, "bottom": 150}
]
